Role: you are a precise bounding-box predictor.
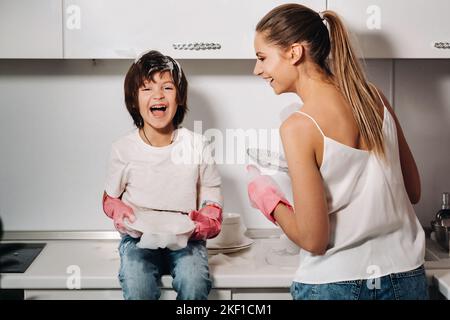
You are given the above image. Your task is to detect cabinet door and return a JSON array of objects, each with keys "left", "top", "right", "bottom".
[
  {"left": 24, "top": 289, "right": 124, "bottom": 300},
  {"left": 232, "top": 289, "right": 292, "bottom": 300},
  {"left": 328, "top": 0, "right": 450, "bottom": 58},
  {"left": 0, "top": 0, "right": 63, "bottom": 58},
  {"left": 24, "top": 289, "right": 231, "bottom": 300},
  {"left": 63, "top": 0, "right": 326, "bottom": 59},
  {"left": 160, "top": 289, "right": 232, "bottom": 300}
]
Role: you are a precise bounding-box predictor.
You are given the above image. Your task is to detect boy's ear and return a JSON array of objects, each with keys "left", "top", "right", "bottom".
[{"left": 290, "top": 43, "right": 304, "bottom": 65}]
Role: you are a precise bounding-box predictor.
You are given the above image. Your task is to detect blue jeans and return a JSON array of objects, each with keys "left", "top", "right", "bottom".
[
  {"left": 290, "top": 265, "right": 429, "bottom": 300},
  {"left": 118, "top": 235, "right": 212, "bottom": 300}
]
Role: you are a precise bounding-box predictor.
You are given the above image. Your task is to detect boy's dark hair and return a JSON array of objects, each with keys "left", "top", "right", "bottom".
[{"left": 124, "top": 50, "right": 188, "bottom": 128}]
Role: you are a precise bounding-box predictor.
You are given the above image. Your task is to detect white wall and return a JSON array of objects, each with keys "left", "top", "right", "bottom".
[
  {"left": 394, "top": 60, "right": 450, "bottom": 225},
  {"left": 0, "top": 59, "right": 448, "bottom": 231}
]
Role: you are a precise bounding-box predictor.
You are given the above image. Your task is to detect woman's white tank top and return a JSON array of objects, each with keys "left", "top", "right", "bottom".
[{"left": 293, "top": 90, "right": 425, "bottom": 284}]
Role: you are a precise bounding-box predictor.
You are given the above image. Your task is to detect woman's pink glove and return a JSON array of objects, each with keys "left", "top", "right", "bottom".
[
  {"left": 189, "top": 204, "right": 223, "bottom": 240},
  {"left": 102, "top": 194, "right": 142, "bottom": 238},
  {"left": 246, "top": 165, "right": 292, "bottom": 224}
]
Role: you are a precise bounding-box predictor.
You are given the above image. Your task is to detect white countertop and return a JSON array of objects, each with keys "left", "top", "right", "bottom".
[
  {"left": 0, "top": 238, "right": 298, "bottom": 290},
  {"left": 1, "top": 237, "right": 449, "bottom": 299}
]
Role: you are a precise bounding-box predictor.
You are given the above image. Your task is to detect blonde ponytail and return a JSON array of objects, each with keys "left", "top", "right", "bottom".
[
  {"left": 322, "top": 11, "right": 385, "bottom": 159},
  {"left": 257, "top": 4, "right": 386, "bottom": 159}
]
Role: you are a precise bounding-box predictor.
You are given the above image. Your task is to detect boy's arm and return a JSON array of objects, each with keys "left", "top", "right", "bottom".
[
  {"left": 104, "top": 146, "right": 128, "bottom": 198},
  {"left": 197, "top": 140, "right": 223, "bottom": 208},
  {"left": 102, "top": 145, "right": 140, "bottom": 238},
  {"left": 189, "top": 140, "right": 223, "bottom": 240}
]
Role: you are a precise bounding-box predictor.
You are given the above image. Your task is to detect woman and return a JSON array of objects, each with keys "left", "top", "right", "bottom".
[{"left": 247, "top": 4, "right": 427, "bottom": 300}]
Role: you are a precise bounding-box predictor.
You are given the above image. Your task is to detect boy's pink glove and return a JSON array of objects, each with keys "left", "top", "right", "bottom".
[
  {"left": 246, "top": 165, "right": 292, "bottom": 224},
  {"left": 102, "top": 194, "right": 142, "bottom": 238},
  {"left": 189, "top": 204, "right": 223, "bottom": 240}
]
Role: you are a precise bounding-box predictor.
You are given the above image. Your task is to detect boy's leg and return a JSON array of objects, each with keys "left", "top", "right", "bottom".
[
  {"left": 118, "top": 235, "right": 164, "bottom": 300},
  {"left": 167, "top": 240, "right": 212, "bottom": 300}
]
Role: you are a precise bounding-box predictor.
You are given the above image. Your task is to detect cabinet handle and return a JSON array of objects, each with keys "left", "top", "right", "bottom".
[
  {"left": 434, "top": 42, "right": 450, "bottom": 49},
  {"left": 172, "top": 43, "right": 222, "bottom": 50}
]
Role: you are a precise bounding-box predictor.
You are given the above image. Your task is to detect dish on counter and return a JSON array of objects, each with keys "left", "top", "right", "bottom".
[
  {"left": 207, "top": 236, "right": 254, "bottom": 254},
  {"left": 207, "top": 244, "right": 253, "bottom": 255}
]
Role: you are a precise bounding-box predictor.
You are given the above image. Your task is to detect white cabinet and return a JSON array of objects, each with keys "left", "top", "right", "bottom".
[
  {"left": 24, "top": 289, "right": 231, "bottom": 300},
  {"left": 327, "top": 0, "right": 450, "bottom": 58},
  {"left": 0, "top": 0, "right": 63, "bottom": 58},
  {"left": 24, "top": 289, "right": 124, "bottom": 300},
  {"left": 232, "top": 289, "right": 292, "bottom": 300},
  {"left": 62, "top": 0, "right": 326, "bottom": 59},
  {"left": 1, "top": 1, "right": 449, "bottom": 59},
  {"left": 160, "top": 289, "right": 232, "bottom": 300}
]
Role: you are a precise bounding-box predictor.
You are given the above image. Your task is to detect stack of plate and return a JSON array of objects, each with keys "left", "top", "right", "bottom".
[{"left": 206, "top": 236, "right": 254, "bottom": 254}]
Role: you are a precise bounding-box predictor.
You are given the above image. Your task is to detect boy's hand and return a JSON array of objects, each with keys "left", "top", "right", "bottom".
[
  {"left": 246, "top": 165, "right": 292, "bottom": 224},
  {"left": 189, "top": 204, "right": 222, "bottom": 240},
  {"left": 102, "top": 194, "right": 142, "bottom": 238}
]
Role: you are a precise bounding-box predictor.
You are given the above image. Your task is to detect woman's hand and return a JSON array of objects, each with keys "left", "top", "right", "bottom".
[{"left": 246, "top": 165, "right": 292, "bottom": 224}]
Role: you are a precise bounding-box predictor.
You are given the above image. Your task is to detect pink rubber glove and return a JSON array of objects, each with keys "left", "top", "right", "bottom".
[
  {"left": 189, "top": 204, "right": 223, "bottom": 240},
  {"left": 246, "top": 165, "right": 292, "bottom": 224},
  {"left": 102, "top": 194, "right": 142, "bottom": 238}
]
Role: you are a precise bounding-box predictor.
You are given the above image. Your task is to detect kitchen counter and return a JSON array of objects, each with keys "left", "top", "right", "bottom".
[
  {"left": 0, "top": 238, "right": 297, "bottom": 290},
  {"left": 1, "top": 237, "right": 449, "bottom": 299}
]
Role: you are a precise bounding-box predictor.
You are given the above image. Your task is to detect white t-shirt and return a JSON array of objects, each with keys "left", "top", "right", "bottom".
[{"left": 104, "top": 128, "right": 222, "bottom": 213}]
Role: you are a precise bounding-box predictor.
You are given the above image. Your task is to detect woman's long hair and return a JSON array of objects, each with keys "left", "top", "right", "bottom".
[{"left": 256, "top": 4, "right": 385, "bottom": 159}]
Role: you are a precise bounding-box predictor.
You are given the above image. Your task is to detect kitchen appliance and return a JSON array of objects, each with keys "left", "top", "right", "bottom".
[
  {"left": 435, "top": 192, "right": 450, "bottom": 226},
  {"left": 0, "top": 243, "right": 46, "bottom": 273},
  {"left": 431, "top": 192, "right": 450, "bottom": 251},
  {"left": 431, "top": 222, "right": 450, "bottom": 252}
]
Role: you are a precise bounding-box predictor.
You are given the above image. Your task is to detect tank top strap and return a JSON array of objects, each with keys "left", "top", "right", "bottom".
[{"left": 295, "top": 111, "right": 325, "bottom": 138}]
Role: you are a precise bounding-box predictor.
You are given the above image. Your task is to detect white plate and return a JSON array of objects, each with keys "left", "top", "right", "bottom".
[
  {"left": 207, "top": 236, "right": 254, "bottom": 250},
  {"left": 124, "top": 210, "right": 195, "bottom": 250},
  {"left": 125, "top": 210, "right": 194, "bottom": 234},
  {"left": 207, "top": 243, "right": 253, "bottom": 255}
]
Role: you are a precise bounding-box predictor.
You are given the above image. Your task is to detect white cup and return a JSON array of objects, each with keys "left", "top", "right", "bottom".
[{"left": 209, "top": 213, "right": 246, "bottom": 247}]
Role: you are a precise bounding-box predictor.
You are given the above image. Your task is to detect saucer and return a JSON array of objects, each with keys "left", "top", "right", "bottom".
[
  {"left": 207, "top": 236, "right": 254, "bottom": 250},
  {"left": 207, "top": 243, "right": 253, "bottom": 255}
]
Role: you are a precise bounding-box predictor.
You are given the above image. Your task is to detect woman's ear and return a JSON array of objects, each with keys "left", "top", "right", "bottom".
[{"left": 290, "top": 43, "right": 304, "bottom": 65}]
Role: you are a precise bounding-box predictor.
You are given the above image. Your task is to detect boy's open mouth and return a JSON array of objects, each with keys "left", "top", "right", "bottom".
[{"left": 150, "top": 105, "right": 167, "bottom": 117}]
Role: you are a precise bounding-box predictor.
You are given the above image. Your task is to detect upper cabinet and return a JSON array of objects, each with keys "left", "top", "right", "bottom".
[
  {"left": 1, "top": 0, "right": 448, "bottom": 59},
  {"left": 62, "top": 0, "right": 326, "bottom": 59},
  {"left": 0, "top": 0, "right": 63, "bottom": 58},
  {"left": 328, "top": 0, "right": 450, "bottom": 58}
]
